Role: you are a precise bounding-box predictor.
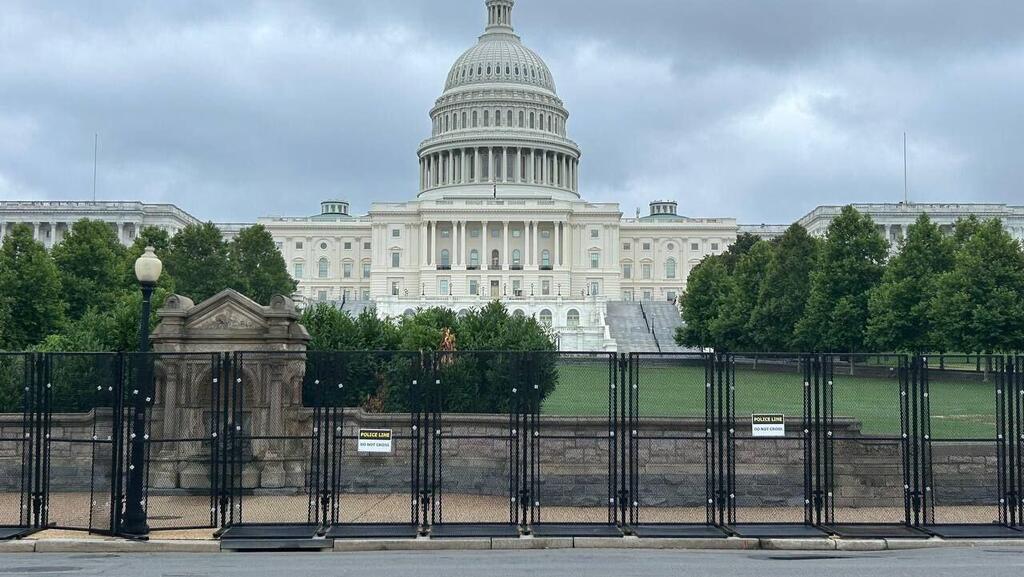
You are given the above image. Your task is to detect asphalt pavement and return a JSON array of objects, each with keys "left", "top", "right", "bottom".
[{"left": 2, "top": 547, "right": 1024, "bottom": 577}]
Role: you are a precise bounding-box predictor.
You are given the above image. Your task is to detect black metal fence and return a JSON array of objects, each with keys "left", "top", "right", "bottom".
[{"left": 0, "top": 351, "right": 1022, "bottom": 540}]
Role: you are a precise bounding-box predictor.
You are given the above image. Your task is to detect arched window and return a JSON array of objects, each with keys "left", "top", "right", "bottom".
[
  {"left": 507, "top": 110, "right": 512, "bottom": 126},
  {"left": 519, "top": 110, "right": 524, "bottom": 127},
  {"left": 484, "top": 110, "right": 490, "bottom": 127},
  {"left": 440, "top": 249, "right": 450, "bottom": 267},
  {"left": 530, "top": 112, "right": 535, "bottom": 129},
  {"left": 541, "top": 250, "right": 551, "bottom": 267},
  {"left": 539, "top": 115, "right": 544, "bottom": 131},
  {"left": 318, "top": 258, "right": 329, "bottom": 278},
  {"left": 666, "top": 258, "right": 677, "bottom": 279},
  {"left": 469, "top": 249, "right": 480, "bottom": 267},
  {"left": 461, "top": 111, "right": 467, "bottom": 128},
  {"left": 513, "top": 309, "right": 525, "bottom": 318},
  {"left": 512, "top": 249, "right": 521, "bottom": 266},
  {"left": 491, "top": 249, "right": 500, "bottom": 268},
  {"left": 539, "top": 309, "right": 553, "bottom": 326},
  {"left": 567, "top": 309, "right": 580, "bottom": 328},
  {"left": 495, "top": 109, "right": 501, "bottom": 126}
]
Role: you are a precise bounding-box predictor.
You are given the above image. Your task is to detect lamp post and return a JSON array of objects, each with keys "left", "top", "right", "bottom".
[{"left": 122, "top": 246, "right": 162, "bottom": 537}]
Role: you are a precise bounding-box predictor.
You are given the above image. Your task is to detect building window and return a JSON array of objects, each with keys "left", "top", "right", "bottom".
[
  {"left": 541, "top": 229, "right": 551, "bottom": 239},
  {"left": 590, "top": 281, "right": 600, "bottom": 297},
  {"left": 590, "top": 229, "right": 599, "bottom": 239},
  {"left": 440, "top": 249, "right": 450, "bottom": 267},
  {"left": 275, "top": 242, "right": 283, "bottom": 250},
  {"left": 643, "top": 242, "right": 651, "bottom": 251},
  {"left": 622, "top": 263, "right": 632, "bottom": 279},
  {"left": 320, "top": 242, "right": 328, "bottom": 250},
  {"left": 391, "top": 282, "right": 400, "bottom": 296},
  {"left": 642, "top": 263, "right": 652, "bottom": 280},
  {"left": 293, "top": 262, "right": 304, "bottom": 279},
  {"left": 439, "top": 278, "right": 450, "bottom": 295},
  {"left": 623, "top": 242, "right": 631, "bottom": 251},
  {"left": 361, "top": 289, "right": 370, "bottom": 300},
  {"left": 541, "top": 250, "right": 551, "bottom": 268},
  {"left": 512, "top": 249, "right": 522, "bottom": 266},
  {"left": 469, "top": 279, "right": 479, "bottom": 295},
  {"left": 541, "top": 280, "right": 551, "bottom": 296},
  {"left": 539, "top": 309, "right": 552, "bottom": 326},
  {"left": 665, "top": 258, "right": 677, "bottom": 279},
  {"left": 567, "top": 309, "right": 580, "bottom": 328},
  {"left": 590, "top": 251, "right": 600, "bottom": 269},
  {"left": 470, "top": 227, "right": 481, "bottom": 238},
  {"left": 491, "top": 250, "right": 500, "bottom": 268},
  {"left": 344, "top": 242, "right": 352, "bottom": 250},
  {"left": 391, "top": 252, "right": 400, "bottom": 268},
  {"left": 296, "top": 241, "right": 303, "bottom": 250},
  {"left": 643, "top": 290, "right": 652, "bottom": 301},
  {"left": 392, "top": 229, "right": 401, "bottom": 238},
  {"left": 512, "top": 228, "right": 522, "bottom": 238},
  {"left": 364, "top": 242, "right": 371, "bottom": 250},
  {"left": 512, "top": 279, "right": 522, "bottom": 295},
  {"left": 667, "top": 243, "right": 675, "bottom": 251},
  {"left": 362, "top": 262, "right": 371, "bottom": 279},
  {"left": 470, "top": 249, "right": 480, "bottom": 267},
  {"left": 318, "top": 258, "right": 329, "bottom": 278},
  {"left": 472, "top": 110, "right": 478, "bottom": 127},
  {"left": 441, "top": 228, "right": 450, "bottom": 238},
  {"left": 491, "top": 228, "right": 500, "bottom": 238},
  {"left": 690, "top": 242, "right": 699, "bottom": 251},
  {"left": 318, "top": 290, "right": 328, "bottom": 302},
  {"left": 711, "top": 243, "right": 719, "bottom": 251},
  {"left": 343, "top": 262, "right": 353, "bottom": 279}
]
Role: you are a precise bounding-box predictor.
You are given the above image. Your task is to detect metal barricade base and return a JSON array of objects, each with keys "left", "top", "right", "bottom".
[
  {"left": 530, "top": 524, "right": 622, "bottom": 538},
  {"left": 822, "top": 524, "right": 930, "bottom": 539},
  {"left": 326, "top": 524, "right": 420, "bottom": 539},
  {"left": 727, "top": 524, "right": 828, "bottom": 538},
  {"left": 630, "top": 524, "right": 728, "bottom": 538},
  {"left": 925, "top": 525, "right": 1024, "bottom": 539},
  {"left": 0, "top": 527, "right": 33, "bottom": 540},
  {"left": 218, "top": 524, "right": 321, "bottom": 540},
  {"left": 430, "top": 523, "right": 520, "bottom": 538}
]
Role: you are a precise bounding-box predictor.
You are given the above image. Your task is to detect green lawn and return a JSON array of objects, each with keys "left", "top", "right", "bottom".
[{"left": 542, "top": 362, "right": 998, "bottom": 438}]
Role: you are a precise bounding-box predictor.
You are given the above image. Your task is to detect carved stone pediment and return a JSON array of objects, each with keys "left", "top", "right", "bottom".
[{"left": 187, "top": 303, "right": 267, "bottom": 332}]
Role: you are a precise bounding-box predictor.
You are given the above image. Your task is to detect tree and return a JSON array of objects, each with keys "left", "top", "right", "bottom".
[
  {"left": 51, "top": 219, "right": 127, "bottom": 320},
  {"left": 676, "top": 255, "right": 730, "bottom": 349},
  {"left": 749, "top": 224, "right": 818, "bottom": 352},
  {"left": 36, "top": 287, "right": 170, "bottom": 353},
  {"left": 710, "top": 240, "right": 774, "bottom": 351},
  {"left": 930, "top": 218, "right": 1024, "bottom": 354},
  {"left": 794, "top": 206, "right": 887, "bottom": 352},
  {"left": 720, "top": 233, "right": 761, "bottom": 272},
  {"left": 866, "top": 215, "right": 954, "bottom": 352},
  {"left": 230, "top": 225, "right": 297, "bottom": 304},
  {"left": 165, "top": 223, "right": 234, "bottom": 303},
  {"left": 0, "top": 224, "right": 65, "bottom": 350}
]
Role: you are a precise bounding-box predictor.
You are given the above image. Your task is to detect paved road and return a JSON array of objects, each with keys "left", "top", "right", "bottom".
[{"left": 3, "top": 548, "right": 1024, "bottom": 577}]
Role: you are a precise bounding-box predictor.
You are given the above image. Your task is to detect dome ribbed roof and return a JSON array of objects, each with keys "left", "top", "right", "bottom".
[{"left": 444, "top": 36, "right": 555, "bottom": 93}]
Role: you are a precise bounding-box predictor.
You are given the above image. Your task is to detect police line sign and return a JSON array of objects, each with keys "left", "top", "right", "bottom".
[
  {"left": 751, "top": 414, "right": 785, "bottom": 437},
  {"left": 357, "top": 429, "right": 393, "bottom": 453}
]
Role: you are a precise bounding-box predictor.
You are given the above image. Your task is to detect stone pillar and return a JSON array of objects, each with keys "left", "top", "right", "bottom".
[
  {"left": 555, "top": 221, "right": 562, "bottom": 267},
  {"left": 459, "top": 220, "right": 467, "bottom": 266},
  {"left": 534, "top": 221, "right": 540, "bottom": 266},
  {"left": 503, "top": 221, "right": 509, "bottom": 268},
  {"left": 488, "top": 147, "right": 494, "bottom": 183},
  {"left": 430, "top": 220, "right": 437, "bottom": 266},
  {"left": 474, "top": 148, "right": 481, "bottom": 183},
  {"left": 525, "top": 221, "right": 532, "bottom": 267},
  {"left": 502, "top": 147, "right": 508, "bottom": 182},
  {"left": 420, "top": 221, "right": 428, "bottom": 267},
  {"left": 482, "top": 221, "right": 489, "bottom": 268}
]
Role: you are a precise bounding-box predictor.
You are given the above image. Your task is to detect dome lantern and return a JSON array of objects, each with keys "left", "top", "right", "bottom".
[{"left": 485, "top": 0, "right": 516, "bottom": 35}]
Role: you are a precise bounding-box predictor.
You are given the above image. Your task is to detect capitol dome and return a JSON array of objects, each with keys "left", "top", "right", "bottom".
[{"left": 417, "top": 0, "right": 582, "bottom": 202}]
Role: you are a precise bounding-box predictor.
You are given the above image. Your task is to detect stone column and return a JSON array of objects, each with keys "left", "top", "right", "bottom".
[
  {"left": 420, "top": 221, "right": 428, "bottom": 267},
  {"left": 555, "top": 221, "right": 562, "bottom": 267},
  {"left": 525, "top": 221, "right": 532, "bottom": 266},
  {"left": 431, "top": 220, "right": 438, "bottom": 266},
  {"left": 503, "top": 221, "right": 509, "bottom": 268},
  {"left": 460, "top": 221, "right": 467, "bottom": 266},
  {"left": 482, "top": 221, "right": 489, "bottom": 268},
  {"left": 534, "top": 221, "right": 540, "bottom": 266},
  {"left": 529, "top": 149, "right": 535, "bottom": 183},
  {"left": 502, "top": 147, "right": 508, "bottom": 182},
  {"left": 488, "top": 147, "right": 494, "bottom": 183}
]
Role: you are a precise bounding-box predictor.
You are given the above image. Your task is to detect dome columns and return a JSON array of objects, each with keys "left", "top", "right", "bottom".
[{"left": 420, "top": 144, "right": 579, "bottom": 194}]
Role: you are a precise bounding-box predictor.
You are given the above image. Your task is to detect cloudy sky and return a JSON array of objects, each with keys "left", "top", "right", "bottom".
[{"left": 1, "top": 0, "right": 1022, "bottom": 224}]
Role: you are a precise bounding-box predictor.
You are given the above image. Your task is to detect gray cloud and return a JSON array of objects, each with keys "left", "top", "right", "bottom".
[{"left": 1, "top": 0, "right": 1022, "bottom": 223}]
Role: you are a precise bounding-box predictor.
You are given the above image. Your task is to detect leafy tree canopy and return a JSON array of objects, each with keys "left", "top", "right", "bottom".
[
  {"left": 51, "top": 219, "right": 127, "bottom": 320},
  {"left": 749, "top": 224, "right": 819, "bottom": 352},
  {"left": 230, "top": 225, "right": 297, "bottom": 305},
  {"left": 0, "top": 224, "right": 65, "bottom": 350}
]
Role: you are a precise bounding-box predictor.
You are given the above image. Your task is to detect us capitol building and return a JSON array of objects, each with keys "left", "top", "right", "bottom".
[{"left": 2, "top": 0, "right": 1023, "bottom": 351}]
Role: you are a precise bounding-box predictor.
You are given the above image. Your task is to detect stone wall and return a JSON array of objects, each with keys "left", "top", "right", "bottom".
[{"left": 0, "top": 409, "right": 1003, "bottom": 518}]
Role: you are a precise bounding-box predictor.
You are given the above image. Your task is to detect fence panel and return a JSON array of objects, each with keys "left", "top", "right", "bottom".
[
  {"left": 132, "top": 352, "right": 222, "bottom": 532},
  {"left": 43, "top": 353, "right": 123, "bottom": 534},
  {"left": 822, "top": 354, "right": 926, "bottom": 537},
  {"left": 530, "top": 352, "right": 618, "bottom": 536},
  {"left": 428, "top": 351, "right": 522, "bottom": 537},
  {"left": 226, "top": 351, "right": 323, "bottom": 528},
  {"left": 726, "top": 354, "right": 821, "bottom": 536},
  {"left": 0, "top": 353, "right": 36, "bottom": 539},
  {"left": 320, "top": 351, "right": 424, "bottom": 539},
  {"left": 921, "top": 355, "right": 1016, "bottom": 536},
  {"left": 1012, "top": 357, "right": 1023, "bottom": 528},
  {"left": 627, "top": 352, "right": 723, "bottom": 537}
]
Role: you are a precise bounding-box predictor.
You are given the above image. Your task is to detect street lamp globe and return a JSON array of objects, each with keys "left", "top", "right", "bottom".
[{"left": 134, "top": 246, "right": 162, "bottom": 284}]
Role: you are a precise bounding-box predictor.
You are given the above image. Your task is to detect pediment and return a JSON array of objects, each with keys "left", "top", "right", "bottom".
[{"left": 181, "top": 289, "right": 270, "bottom": 333}]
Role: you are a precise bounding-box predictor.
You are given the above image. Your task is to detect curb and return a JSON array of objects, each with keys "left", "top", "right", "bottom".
[{"left": 3, "top": 536, "right": 1024, "bottom": 553}]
